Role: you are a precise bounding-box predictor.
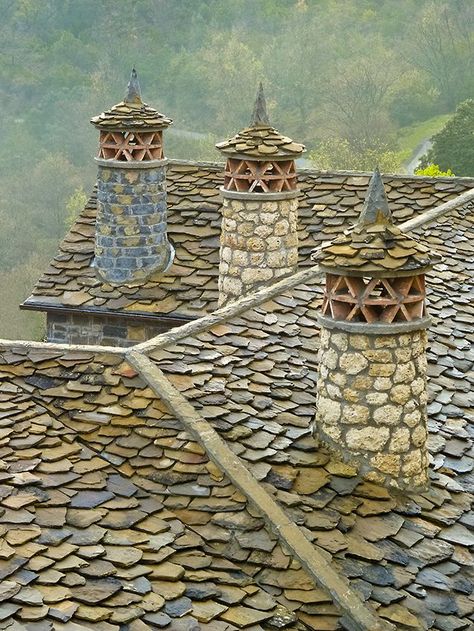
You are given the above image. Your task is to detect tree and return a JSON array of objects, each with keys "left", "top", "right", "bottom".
[
  {"left": 65, "top": 187, "right": 88, "bottom": 229},
  {"left": 0, "top": 254, "right": 46, "bottom": 341},
  {"left": 310, "top": 138, "right": 400, "bottom": 173},
  {"left": 415, "top": 164, "right": 455, "bottom": 177},
  {"left": 317, "top": 39, "right": 402, "bottom": 152},
  {"left": 419, "top": 100, "right": 474, "bottom": 176},
  {"left": 407, "top": 2, "right": 474, "bottom": 109}
]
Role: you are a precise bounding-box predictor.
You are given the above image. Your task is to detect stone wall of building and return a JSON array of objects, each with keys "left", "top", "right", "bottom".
[
  {"left": 218, "top": 194, "right": 298, "bottom": 306},
  {"left": 314, "top": 325, "right": 429, "bottom": 491},
  {"left": 95, "top": 162, "right": 174, "bottom": 285},
  {"left": 47, "top": 313, "right": 180, "bottom": 347}
]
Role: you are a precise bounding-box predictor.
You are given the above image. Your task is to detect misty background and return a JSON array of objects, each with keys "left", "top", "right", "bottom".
[{"left": 0, "top": 0, "right": 473, "bottom": 340}]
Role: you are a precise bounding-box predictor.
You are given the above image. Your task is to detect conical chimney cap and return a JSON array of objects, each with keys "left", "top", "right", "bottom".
[
  {"left": 215, "top": 84, "right": 305, "bottom": 159},
  {"left": 249, "top": 82, "right": 270, "bottom": 127},
  {"left": 312, "top": 168, "right": 438, "bottom": 275},
  {"left": 358, "top": 167, "right": 392, "bottom": 226},
  {"left": 91, "top": 67, "right": 172, "bottom": 131}
]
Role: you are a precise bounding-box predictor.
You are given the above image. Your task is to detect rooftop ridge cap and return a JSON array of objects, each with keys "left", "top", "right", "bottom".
[
  {"left": 166, "top": 160, "right": 474, "bottom": 182},
  {"left": 298, "top": 168, "right": 474, "bottom": 181},
  {"left": 0, "top": 338, "right": 126, "bottom": 355},
  {"left": 126, "top": 350, "right": 396, "bottom": 631},
  {"left": 132, "top": 263, "right": 324, "bottom": 354},
  {"left": 167, "top": 158, "right": 225, "bottom": 167}
]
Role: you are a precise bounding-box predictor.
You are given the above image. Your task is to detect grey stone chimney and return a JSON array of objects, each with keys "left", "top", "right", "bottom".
[
  {"left": 215, "top": 84, "right": 305, "bottom": 306},
  {"left": 90, "top": 69, "right": 174, "bottom": 285},
  {"left": 312, "top": 169, "right": 440, "bottom": 492}
]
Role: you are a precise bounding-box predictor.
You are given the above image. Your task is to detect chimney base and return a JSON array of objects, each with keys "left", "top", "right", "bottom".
[
  {"left": 94, "top": 162, "right": 174, "bottom": 286},
  {"left": 218, "top": 191, "right": 298, "bottom": 307},
  {"left": 314, "top": 321, "right": 429, "bottom": 492}
]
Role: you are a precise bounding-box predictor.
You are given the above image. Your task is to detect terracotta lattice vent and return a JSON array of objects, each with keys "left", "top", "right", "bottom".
[
  {"left": 98, "top": 130, "right": 164, "bottom": 161},
  {"left": 224, "top": 158, "right": 297, "bottom": 193},
  {"left": 322, "top": 273, "right": 426, "bottom": 323}
]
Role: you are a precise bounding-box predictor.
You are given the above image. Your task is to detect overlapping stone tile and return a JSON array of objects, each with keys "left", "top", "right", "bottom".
[{"left": 0, "top": 346, "right": 341, "bottom": 630}]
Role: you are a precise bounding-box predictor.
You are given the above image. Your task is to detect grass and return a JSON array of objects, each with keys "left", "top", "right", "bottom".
[{"left": 396, "top": 113, "right": 451, "bottom": 167}]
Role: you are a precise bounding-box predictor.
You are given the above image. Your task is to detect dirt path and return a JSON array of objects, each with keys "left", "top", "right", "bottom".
[{"left": 406, "top": 138, "right": 432, "bottom": 174}]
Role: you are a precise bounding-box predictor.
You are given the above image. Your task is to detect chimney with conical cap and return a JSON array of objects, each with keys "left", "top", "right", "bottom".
[
  {"left": 90, "top": 69, "right": 174, "bottom": 285},
  {"left": 312, "top": 169, "right": 441, "bottom": 492},
  {"left": 215, "top": 84, "right": 305, "bottom": 306}
]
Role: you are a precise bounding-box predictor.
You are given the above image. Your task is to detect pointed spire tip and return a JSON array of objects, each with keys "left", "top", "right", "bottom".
[
  {"left": 358, "top": 168, "right": 392, "bottom": 226},
  {"left": 250, "top": 82, "right": 270, "bottom": 127},
  {"left": 125, "top": 67, "right": 142, "bottom": 105}
]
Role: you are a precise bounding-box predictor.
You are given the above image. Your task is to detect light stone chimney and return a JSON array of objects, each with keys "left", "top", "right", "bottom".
[
  {"left": 90, "top": 69, "right": 174, "bottom": 285},
  {"left": 215, "top": 84, "right": 305, "bottom": 306},
  {"left": 313, "top": 169, "right": 440, "bottom": 491}
]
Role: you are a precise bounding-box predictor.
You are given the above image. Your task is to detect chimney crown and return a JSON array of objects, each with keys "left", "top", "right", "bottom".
[
  {"left": 91, "top": 68, "right": 172, "bottom": 131},
  {"left": 313, "top": 170, "right": 440, "bottom": 276},
  {"left": 216, "top": 84, "right": 305, "bottom": 160}
]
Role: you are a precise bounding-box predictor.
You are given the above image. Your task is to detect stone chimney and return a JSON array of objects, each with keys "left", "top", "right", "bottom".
[
  {"left": 215, "top": 84, "right": 305, "bottom": 306},
  {"left": 90, "top": 69, "right": 174, "bottom": 285},
  {"left": 313, "top": 169, "right": 439, "bottom": 491}
]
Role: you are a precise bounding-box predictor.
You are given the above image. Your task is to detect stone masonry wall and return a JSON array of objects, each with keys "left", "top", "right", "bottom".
[
  {"left": 314, "top": 326, "right": 429, "bottom": 491},
  {"left": 47, "top": 313, "right": 178, "bottom": 347},
  {"left": 95, "top": 164, "right": 173, "bottom": 285},
  {"left": 218, "top": 195, "right": 298, "bottom": 306}
]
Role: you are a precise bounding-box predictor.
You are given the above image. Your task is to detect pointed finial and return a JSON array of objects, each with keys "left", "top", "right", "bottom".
[
  {"left": 250, "top": 82, "right": 270, "bottom": 127},
  {"left": 358, "top": 167, "right": 392, "bottom": 225},
  {"left": 124, "top": 68, "right": 142, "bottom": 105}
]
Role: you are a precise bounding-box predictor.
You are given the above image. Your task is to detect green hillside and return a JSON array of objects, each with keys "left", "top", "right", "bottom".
[{"left": 0, "top": 0, "right": 472, "bottom": 339}]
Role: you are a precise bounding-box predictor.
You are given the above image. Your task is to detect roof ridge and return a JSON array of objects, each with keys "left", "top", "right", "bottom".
[
  {"left": 132, "top": 186, "right": 474, "bottom": 354},
  {"left": 126, "top": 349, "right": 396, "bottom": 631},
  {"left": 133, "top": 265, "right": 323, "bottom": 354}
]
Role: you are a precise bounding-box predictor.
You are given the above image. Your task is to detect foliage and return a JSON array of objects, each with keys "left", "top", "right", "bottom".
[
  {"left": 167, "top": 131, "right": 219, "bottom": 162},
  {"left": 310, "top": 138, "right": 400, "bottom": 173},
  {"left": 419, "top": 100, "right": 474, "bottom": 177},
  {"left": 407, "top": 3, "right": 474, "bottom": 110},
  {"left": 0, "top": 255, "right": 46, "bottom": 341},
  {"left": 0, "top": 0, "right": 472, "bottom": 339},
  {"left": 415, "top": 164, "right": 455, "bottom": 177},
  {"left": 65, "top": 187, "right": 88, "bottom": 229}
]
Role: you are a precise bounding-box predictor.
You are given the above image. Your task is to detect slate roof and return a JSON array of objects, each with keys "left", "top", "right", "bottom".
[
  {"left": 0, "top": 348, "right": 313, "bottom": 630},
  {"left": 2, "top": 186, "right": 474, "bottom": 630},
  {"left": 215, "top": 126, "right": 305, "bottom": 160},
  {"left": 23, "top": 164, "right": 474, "bottom": 320},
  {"left": 140, "top": 195, "right": 473, "bottom": 629}
]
